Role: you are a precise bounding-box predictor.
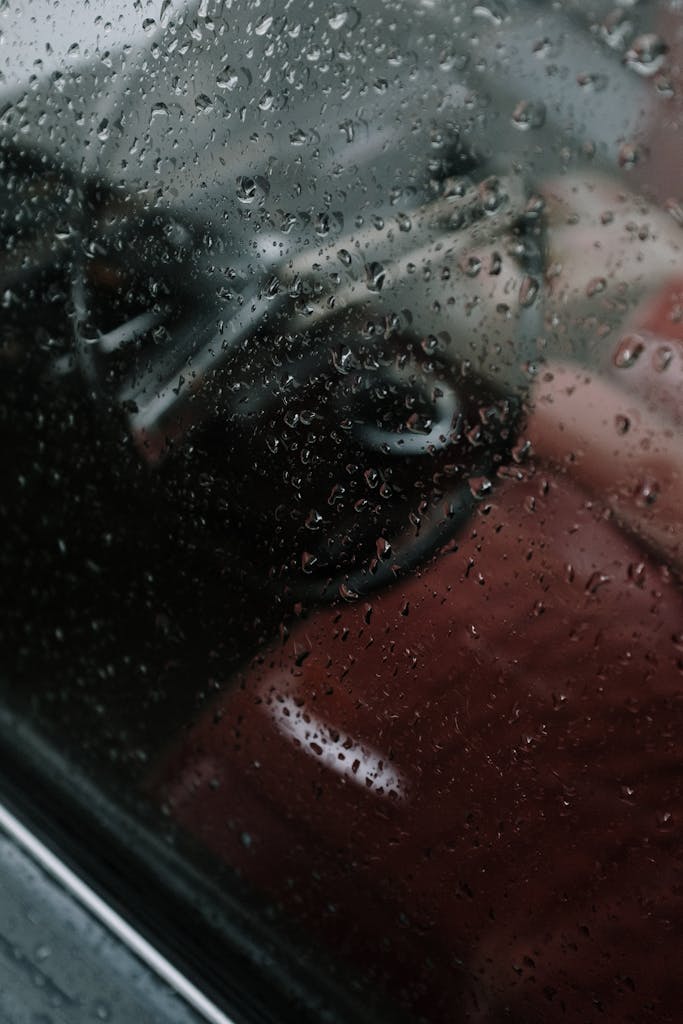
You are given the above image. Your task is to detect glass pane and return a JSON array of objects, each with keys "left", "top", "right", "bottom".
[{"left": 1, "top": 1, "right": 681, "bottom": 1021}]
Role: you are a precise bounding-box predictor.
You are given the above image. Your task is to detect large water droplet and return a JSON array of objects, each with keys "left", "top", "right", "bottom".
[
  {"left": 236, "top": 176, "right": 257, "bottom": 204},
  {"left": 586, "top": 277, "right": 606, "bottom": 298},
  {"left": 461, "top": 255, "right": 482, "bottom": 278},
  {"left": 511, "top": 99, "right": 546, "bottom": 131},
  {"left": 365, "top": 262, "right": 386, "bottom": 292},
  {"left": 613, "top": 334, "right": 645, "bottom": 368},
  {"left": 254, "top": 14, "right": 274, "bottom": 36},
  {"left": 618, "top": 141, "right": 644, "bottom": 169},
  {"left": 468, "top": 476, "right": 492, "bottom": 499},
  {"left": 472, "top": 2, "right": 508, "bottom": 27},
  {"left": 519, "top": 275, "right": 539, "bottom": 308},
  {"left": 328, "top": 5, "right": 359, "bottom": 30},
  {"left": 478, "top": 177, "right": 507, "bottom": 214},
  {"left": 216, "top": 66, "right": 240, "bottom": 91},
  {"left": 624, "top": 34, "right": 667, "bottom": 77}
]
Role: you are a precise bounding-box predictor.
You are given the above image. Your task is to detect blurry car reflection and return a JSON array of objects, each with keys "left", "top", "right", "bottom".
[{"left": 1, "top": 1, "right": 682, "bottom": 1023}]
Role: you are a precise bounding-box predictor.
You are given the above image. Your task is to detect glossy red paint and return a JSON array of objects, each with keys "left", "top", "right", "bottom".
[{"left": 157, "top": 461, "right": 683, "bottom": 1022}]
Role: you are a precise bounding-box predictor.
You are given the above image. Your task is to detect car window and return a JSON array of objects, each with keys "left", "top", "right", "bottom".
[{"left": 1, "top": 2, "right": 681, "bottom": 1022}]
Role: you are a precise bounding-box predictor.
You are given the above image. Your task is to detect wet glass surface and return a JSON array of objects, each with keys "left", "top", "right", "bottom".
[{"left": 1, "top": 2, "right": 682, "bottom": 1021}]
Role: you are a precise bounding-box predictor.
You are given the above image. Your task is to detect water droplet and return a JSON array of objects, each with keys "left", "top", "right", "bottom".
[
  {"left": 254, "top": 14, "right": 274, "bottom": 35},
  {"left": 625, "top": 34, "right": 667, "bottom": 78},
  {"left": 376, "top": 537, "right": 392, "bottom": 560},
  {"left": 613, "top": 334, "right": 644, "bottom": 368},
  {"left": 472, "top": 2, "right": 507, "bottom": 27},
  {"left": 195, "top": 94, "right": 214, "bottom": 112},
  {"left": 652, "top": 345, "right": 672, "bottom": 373},
  {"left": 462, "top": 255, "right": 482, "bottom": 278},
  {"left": 511, "top": 99, "right": 546, "bottom": 131},
  {"left": 618, "top": 141, "right": 645, "bottom": 169},
  {"left": 585, "top": 571, "right": 610, "bottom": 595},
  {"left": 339, "top": 119, "right": 355, "bottom": 143},
  {"left": 365, "top": 262, "right": 386, "bottom": 292},
  {"left": 332, "top": 345, "right": 356, "bottom": 374},
  {"left": 438, "top": 47, "right": 469, "bottom": 72},
  {"left": 468, "top": 476, "right": 492, "bottom": 500},
  {"left": 653, "top": 72, "right": 674, "bottom": 99},
  {"left": 328, "top": 5, "right": 356, "bottom": 30},
  {"left": 478, "top": 176, "right": 507, "bottom": 214},
  {"left": 301, "top": 551, "right": 318, "bottom": 574},
  {"left": 586, "top": 277, "right": 606, "bottom": 297},
  {"left": 236, "top": 176, "right": 264, "bottom": 204},
  {"left": 576, "top": 71, "right": 609, "bottom": 92},
  {"left": 655, "top": 810, "right": 675, "bottom": 831},
  {"left": 216, "top": 65, "right": 240, "bottom": 90},
  {"left": 519, "top": 275, "right": 539, "bottom": 308},
  {"left": 634, "top": 478, "right": 659, "bottom": 506},
  {"left": 600, "top": 9, "right": 632, "bottom": 52},
  {"left": 628, "top": 562, "right": 646, "bottom": 588},
  {"left": 305, "top": 508, "right": 323, "bottom": 532}
]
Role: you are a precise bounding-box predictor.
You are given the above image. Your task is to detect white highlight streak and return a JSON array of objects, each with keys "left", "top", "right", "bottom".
[
  {"left": 0, "top": 800, "right": 235, "bottom": 1024},
  {"left": 269, "top": 694, "right": 407, "bottom": 799}
]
